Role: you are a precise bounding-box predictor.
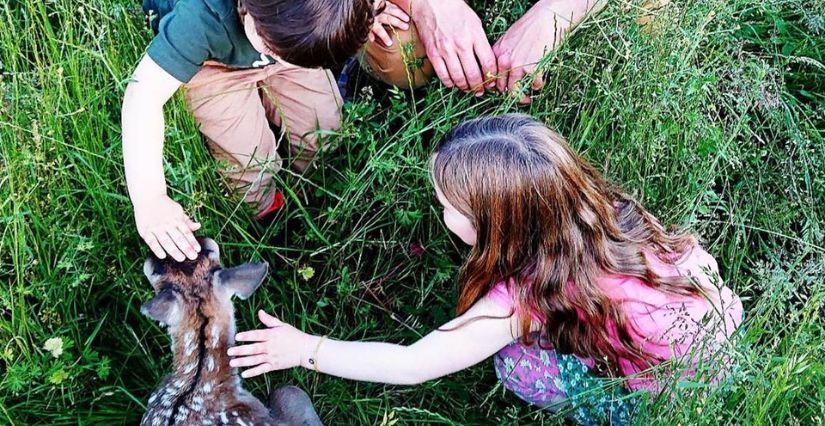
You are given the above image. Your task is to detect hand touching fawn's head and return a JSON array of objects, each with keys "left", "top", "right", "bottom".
[
  {"left": 140, "top": 238, "right": 268, "bottom": 328},
  {"left": 240, "top": 0, "right": 374, "bottom": 68}
]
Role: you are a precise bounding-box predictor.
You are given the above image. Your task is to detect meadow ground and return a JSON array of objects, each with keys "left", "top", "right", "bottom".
[{"left": 1, "top": 0, "right": 823, "bottom": 424}]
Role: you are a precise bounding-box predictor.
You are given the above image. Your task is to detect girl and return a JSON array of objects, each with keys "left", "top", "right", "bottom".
[{"left": 227, "top": 114, "right": 744, "bottom": 424}]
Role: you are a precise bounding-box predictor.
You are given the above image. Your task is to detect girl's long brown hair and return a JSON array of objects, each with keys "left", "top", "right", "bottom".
[{"left": 431, "top": 114, "right": 698, "bottom": 375}]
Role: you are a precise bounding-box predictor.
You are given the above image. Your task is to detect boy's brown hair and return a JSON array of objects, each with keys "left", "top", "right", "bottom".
[{"left": 241, "top": 0, "right": 375, "bottom": 69}]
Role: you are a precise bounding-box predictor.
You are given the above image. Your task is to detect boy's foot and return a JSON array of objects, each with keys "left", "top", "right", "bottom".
[{"left": 255, "top": 190, "right": 286, "bottom": 221}]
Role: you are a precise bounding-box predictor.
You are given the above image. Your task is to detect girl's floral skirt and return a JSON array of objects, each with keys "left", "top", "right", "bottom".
[{"left": 494, "top": 339, "right": 638, "bottom": 425}]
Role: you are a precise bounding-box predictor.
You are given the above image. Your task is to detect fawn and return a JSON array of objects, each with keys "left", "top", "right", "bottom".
[{"left": 140, "top": 238, "right": 322, "bottom": 425}]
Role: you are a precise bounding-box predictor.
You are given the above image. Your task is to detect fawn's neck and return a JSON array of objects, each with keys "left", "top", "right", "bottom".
[
  {"left": 146, "top": 311, "right": 241, "bottom": 424},
  {"left": 169, "top": 311, "right": 238, "bottom": 391}
]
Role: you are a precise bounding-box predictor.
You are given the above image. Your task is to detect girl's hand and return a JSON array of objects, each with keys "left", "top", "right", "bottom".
[
  {"left": 369, "top": 0, "right": 410, "bottom": 47},
  {"left": 228, "top": 310, "right": 315, "bottom": 378}
]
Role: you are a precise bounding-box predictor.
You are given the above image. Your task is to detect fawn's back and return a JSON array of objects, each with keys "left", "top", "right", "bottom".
[{"left": 139, "top": 238, "right": 322, "bottom": 426}]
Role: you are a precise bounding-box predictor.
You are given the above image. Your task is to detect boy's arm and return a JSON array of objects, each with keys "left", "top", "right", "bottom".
[
  {"left": 123, "top": 55, "right": 201, "bottom": 261},
  {"left": 229, "top": 296, "right": 525, "bottom": 385}
]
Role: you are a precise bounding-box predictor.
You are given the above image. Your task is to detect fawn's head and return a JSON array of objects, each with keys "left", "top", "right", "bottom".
[{"left": 140, "top": 238, "right": 268, "bottom": 328}]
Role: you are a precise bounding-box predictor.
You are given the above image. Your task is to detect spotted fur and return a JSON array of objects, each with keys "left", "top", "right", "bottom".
[{"left": 140, "top": 238, "right": 322, "bottom": 426}]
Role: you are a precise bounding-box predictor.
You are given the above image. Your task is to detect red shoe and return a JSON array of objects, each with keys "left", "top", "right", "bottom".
[{"left": 255, "top": 190, "right": 286, "bottom": 221}]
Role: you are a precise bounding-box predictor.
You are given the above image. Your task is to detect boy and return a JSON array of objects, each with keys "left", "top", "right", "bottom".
[{"left": 123, "top": 0, "right": 375, "bottom": 262}]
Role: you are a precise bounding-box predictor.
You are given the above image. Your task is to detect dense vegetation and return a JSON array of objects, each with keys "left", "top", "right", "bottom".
[{"left": 1, "top": 0, "right": 822, "bottom": 424}]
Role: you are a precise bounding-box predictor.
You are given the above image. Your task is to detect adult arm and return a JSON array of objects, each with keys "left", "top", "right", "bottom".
[
  {"left": 395, "top": 0, "right": 496, "bottom": 95},
  {"left": 122, "top": 55, "right": 201, "bottom": 261},
  {"left": 493, "top": 0, "right": 602, "bottom": 103},
  {"left": 229, "top": 295, "right": 525, "bottom": 385}
]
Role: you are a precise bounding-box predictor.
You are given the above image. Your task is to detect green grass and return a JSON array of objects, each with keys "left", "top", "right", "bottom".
[{"left": 1, "top": 0, "right": 823, "bottom": 424}]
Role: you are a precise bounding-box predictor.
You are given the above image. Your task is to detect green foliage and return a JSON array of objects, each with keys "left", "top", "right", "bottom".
[{"left": 1, "top": 0, "right": 823, "bottom": 424}]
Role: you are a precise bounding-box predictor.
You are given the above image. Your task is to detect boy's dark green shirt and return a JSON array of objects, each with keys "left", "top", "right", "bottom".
[{"left": 143, "top": 0, "right": 277, "bottom": 83}]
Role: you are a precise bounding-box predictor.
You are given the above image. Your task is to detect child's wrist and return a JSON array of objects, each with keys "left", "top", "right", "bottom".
[
  {"left": 300, "top": 334, "right": 327, "bottom": 371},
  {"left": 131, "top": 190, "right": 168, "bottom": 206},
  {"left": 299, "top": 334, "right": 320, "bottom": 370}
]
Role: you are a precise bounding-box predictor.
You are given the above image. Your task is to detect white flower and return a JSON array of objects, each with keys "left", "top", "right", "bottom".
[{"left": 43, "top": 337, "right": 64, "bottom": 358}]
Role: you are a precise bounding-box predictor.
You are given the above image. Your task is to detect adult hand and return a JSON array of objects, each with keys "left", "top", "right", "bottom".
[
  {"left": 493, "top": 0, "right": 592, "bottom": 103},
  {"left": 134, "top": 194, "right": 201, "bottom": 261},
  {"left": 410, "top": 0, "right": 496, "bottom": 94},
  {"left": 228, "top": 310, "right": 315, "bottom": 378},
  {"left": 369, "top": 0, "right": 410, "bottom": 47}
]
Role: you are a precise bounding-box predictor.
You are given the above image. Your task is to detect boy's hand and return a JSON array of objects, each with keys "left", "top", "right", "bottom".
[
  {"left": 228, "top": 310, "right": 315, "bottom": 378},
  {"left": 369, "top": 0, "right": 410, "bottom": 47},
  {"left": 134, "top": 195, "right": 201, "bottom": 261}
]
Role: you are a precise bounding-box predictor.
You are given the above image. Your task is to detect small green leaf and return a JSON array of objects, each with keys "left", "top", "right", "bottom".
[
  {"left": 298, "top": 266, "right": 315, "bottom": 281},
  {"left": 49, "top": 368, "right": 69, "bottom": 385}
]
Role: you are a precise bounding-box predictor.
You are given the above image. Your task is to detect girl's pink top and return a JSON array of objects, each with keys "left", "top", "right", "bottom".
[{"left": 488, "top": 245, "right": 744, "bottom": 392}]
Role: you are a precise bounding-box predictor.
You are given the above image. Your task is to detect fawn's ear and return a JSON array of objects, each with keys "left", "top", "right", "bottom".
[
  {"left": 143, "top": 257, "right": 163, "bottom": 287},
  {"left": 214, "top": 262, "right": 269, "bottom": 300},
  {"left": 202, "top": 238, "right": 221, "bottom": 262},
  {"left": 140, "top": 287, "right": 180, "bottom": 324}
]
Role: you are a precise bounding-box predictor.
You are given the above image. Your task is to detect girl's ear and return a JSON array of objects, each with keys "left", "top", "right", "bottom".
[
  {"left": 214, "top": 262, "right": 269, "bottom": 299},
  {"left": 140, "top": 287, "right": 180, "bottom": 324}
]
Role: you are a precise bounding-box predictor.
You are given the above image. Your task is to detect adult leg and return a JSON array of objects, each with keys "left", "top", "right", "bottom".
[
  {"left": 184, "top": 64, "right": 281, "bottom": 214},
  {"left": 359, "top": 1, "right": 434, "bottom": 89}
]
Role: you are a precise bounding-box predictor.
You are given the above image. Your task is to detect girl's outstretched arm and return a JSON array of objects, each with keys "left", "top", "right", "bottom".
[{"left": 228, "top": 296, "right": 523, "bottom": 385}]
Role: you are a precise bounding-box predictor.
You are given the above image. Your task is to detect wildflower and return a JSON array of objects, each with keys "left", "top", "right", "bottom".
[{"left": 43, "top": 337, "right": 64, "bottom": 358}]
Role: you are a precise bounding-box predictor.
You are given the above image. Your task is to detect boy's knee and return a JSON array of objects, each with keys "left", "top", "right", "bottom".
[
  {"left": 360, "top": 21, "right": 434, "bottom": 89},
  {"left": 289, "top": 101, "right": 342, "bottom": 157},
  {"left": 318, "top": 100, "right": 343, "bottom": 132}
]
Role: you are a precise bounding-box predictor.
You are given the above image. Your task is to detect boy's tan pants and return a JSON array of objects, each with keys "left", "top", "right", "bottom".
[
  {"left": 184, "top": 60, "right": 342, "bottom": 214},
  {"left": 184, "top": 4, "right": 431, "bottom": 215}
]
